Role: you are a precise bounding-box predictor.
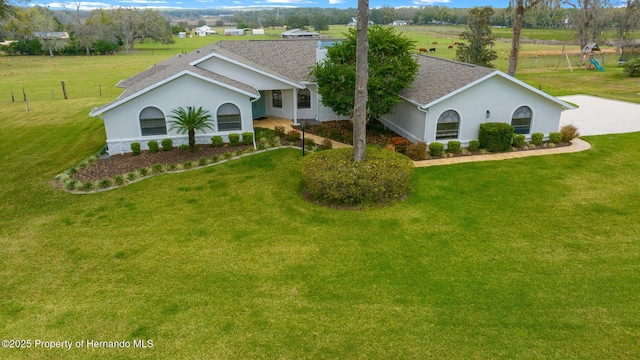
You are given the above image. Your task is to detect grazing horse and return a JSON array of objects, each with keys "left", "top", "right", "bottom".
[
  {"left": 448, "top": 45, "right": 454, "bottom": 49},
  {"left": 431, "top": 41, "right": 438, "bottom": 45},
  {"left": 429, "top": 48, "right": 436, "bottom": 52},
  {"left": 418, "top": 48, "right": 428, "bottom": 53},
  {"left": 454, "top": 42, "right": 461, "bottom": 45}
]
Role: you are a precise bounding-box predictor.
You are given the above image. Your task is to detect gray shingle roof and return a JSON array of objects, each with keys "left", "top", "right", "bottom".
[{"left": 400, "top": 55, "right": 496, "bottom": 107}]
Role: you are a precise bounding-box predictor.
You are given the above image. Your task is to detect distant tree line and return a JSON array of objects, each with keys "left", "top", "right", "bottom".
[{"left": 0, "top": 5, "right": 172, "bottom": 56}]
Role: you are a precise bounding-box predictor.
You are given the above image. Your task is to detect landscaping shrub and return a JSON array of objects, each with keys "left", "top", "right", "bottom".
[
  {"left": 273, "top": 126, "right": 286, "bottom": 137},
  {"left": 257, "top": 138, "right": 268, "bottom": 150},
  {"left": 242, "top": 132, "right": 254, "bottom": 145},
  {"left": 65, "top": 180, "right": 78, "bottom": 191},
  {"left": 304, "top": 138, "right": 315, "bottom": 150},
  {"left": 234, "top": 149, "right": 243, "bottom": 157},
  {"left": 560, "top": 124, "right": 580, "bottom": 142},
  {"left": 479, "top": 122, "right": 514, "bottom": 152},
  {"left": 161, "top": 138, "right": 173, "bottom": 151},
  {"left": 126, "top": 172, "right": 137, "bottom": 181},
  {"left": 131, "top": 142, "right": 141, "bottom": 156},
  {"left": 211, "top": 136, "right": 223, "bottom": 147},
  {"left": 286, "top": 130, "right": 301, "bottom": 141},
  {"left": 139, "top": 167, "right": 149, "bottom": 176},
  {"left": 223, "top": 152, "right": 234, "bottom": 159},
  {"left": 269, "top": 137, "right": 282, "bottom": 148},
  {"left": 301, "top": 147, "right": 414, "bottom": 205},
  {"left": 549, "top": 132, "right": 562, "bottom": 144},
  {"left": 152, "top": 163, "right": 164, "bottom": 173},
  {"left": 429, "top": 142, "right": 445, "bottom": 156},
  {"left": 228, "top": 133, "right": 240, "bottom": 146},
  {"left": 531, "top": 132, "right": 544, "bottom": 146},
  {"left": 148, "top": 140, "right": 159, "bottom": 154},
  {"left": 114, "top": 175, "right": 125, "bottom": 186},
  {"left": 321, "top": 139, "right": 333, "bottom": 149},
  {"left": 389, "top": 136, "right": 410, "bottom": 154},
  {"left": 183, "top": 161, "right": 193, "bottom": 169},
  {"left": 167, "top": 163, "right": 178, "bottom": 171},
  {"left": 255, "top": 127, "right": 276, "bottom": 140},
  {"left": 210, "top": 155, "right": 220, "bottom": 163},
  {"left": 98, "top": 178, "right": 112, "bottom": 189},
  {"left": 405, "top": 141, "right": 428, "bottom": 160},
  {"left": 82, "top": 182, "right": 94, "bottom": 191},
  {"left": 447, "top": 141, "right": 461, "bottom": 154},
  {"left": 512, "top": 134, "right": 526, "bottom": 148},
  {"left": 198, "top": 157, "right": 208, "bottom": 166},
  {"left": 179, "top": 144, "right": 188, "bottom": 150},
  {"left": 468, "top": 140, "right": 480, "bottom": 152},
  {"left": 623, "top": 57, "right": 640, "bottom": 77}
]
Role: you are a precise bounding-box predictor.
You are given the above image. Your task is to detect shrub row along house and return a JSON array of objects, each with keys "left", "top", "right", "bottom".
[{"left": 89, "top": 39, "right": 574, "bottom": 154}]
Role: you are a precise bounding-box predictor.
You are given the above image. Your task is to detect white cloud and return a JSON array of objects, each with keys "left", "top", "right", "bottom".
[
  {"left": 263, "top": 0, "right": 316, "bottom": 4},
  {"left": 120, "top": 0, "right": 169, "bottom": 3},
  {"left": 328, "top": 0, "right": 344, "bottom": 3},
  {"left": 233, "top": 0, "right": 241, "bottom": 3},
  {"left": 412, "top": 0, "right": 450, "bottom": 4}
]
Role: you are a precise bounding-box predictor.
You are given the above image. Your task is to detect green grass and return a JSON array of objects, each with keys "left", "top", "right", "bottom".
[{"left": 1, "top": 34, "right": 640, "bottom": 358}]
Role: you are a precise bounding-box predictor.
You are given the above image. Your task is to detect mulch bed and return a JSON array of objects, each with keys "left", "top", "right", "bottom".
[{"left": 71, "top": 144, "right": 254, "bottom": 183}]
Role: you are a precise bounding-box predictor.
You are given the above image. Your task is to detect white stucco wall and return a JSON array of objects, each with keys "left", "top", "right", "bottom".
[
  {"left": 197, "top": 57, "right": 293, "bottom": 91},
  {"left": 425, "top": 76, "right": 563, "bottom": 145},
  {"left": 297, "top": 84, "right": 317, "bottom": 121},
  {"left": 102, "top": 74, "right": 253, "bottom": 154},
  {"left": 316, "top": 93, "right": 350, "bottom": 122},
  {"left": 378, "top": 101, "right": 426, "bottom": 143}
]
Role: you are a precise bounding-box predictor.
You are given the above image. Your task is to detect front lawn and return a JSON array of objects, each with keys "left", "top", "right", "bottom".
[{"left": 1, "top": 95, "right": 639, "bottom": 358}]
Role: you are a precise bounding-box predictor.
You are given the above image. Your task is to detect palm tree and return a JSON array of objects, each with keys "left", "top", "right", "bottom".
[{"left": 168, "top": 106, "right": 214, "bottom": 152}]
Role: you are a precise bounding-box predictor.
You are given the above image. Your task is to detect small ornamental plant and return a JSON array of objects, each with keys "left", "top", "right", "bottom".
[
  {"left": 286, "top": 130, "right": 301, "bottom": 141},
  {"left": 161, "top": 138, "right": 173, "bottom": 151},
  {"left": 428, "top": 142, "right": 445, "bottom": 156},
  {"left": 147, "top": 140, "right": 159, "bottom": 154},
  {"left": 131, "top": 142, "right": 141, "bottom": 156},
  {"left": 389, "top": 136, "right": 410, "bottom": 154},
  {"left": 560, "top": 124, "right": 580, "bottom": 142},
  {"left": 549, "top": 132, "right": 562, "bottom": 144},
  {"left": 468, "top": 140, "right": 480, "bottom": 152},
  {"left": 512, "top": 134, "right": 526, "bottom": 148},
  {"left": 211, "top": 136, "right": 223, "bottom": 147},
  {"left": 242, "top": 132, "right": 254, "bottom": 145},
  {"left": 447, "top": 141, "right": 461, "bottom": 154},
  {"left": 531, "top": 132, "right": 544, "bottom": 146},
  {"left": 228, "top": 133, "right": 241, "bottom": 146}
]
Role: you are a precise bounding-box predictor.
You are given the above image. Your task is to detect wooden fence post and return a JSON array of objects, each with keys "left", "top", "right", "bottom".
[{"left": 61, "top": 81, "right": 68, "bottom": 100}]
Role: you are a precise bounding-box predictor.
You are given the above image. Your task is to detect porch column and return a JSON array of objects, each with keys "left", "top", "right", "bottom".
[{"left": 292, "top": 89, "right": 298, "bottom": 125}]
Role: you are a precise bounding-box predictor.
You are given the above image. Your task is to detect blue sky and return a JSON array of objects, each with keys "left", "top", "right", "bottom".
[{"left": 29, "top": 0, "right": 509, "bottom": 12}]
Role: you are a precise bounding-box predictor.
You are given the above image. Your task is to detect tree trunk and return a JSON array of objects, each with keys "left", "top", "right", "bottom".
[
  {"left": 188, "top": 129, "right": 195, "bottom": 151},
  {"left": 508, "top": 0, "right": 524, "bottom": 77},
  {"left": 353, "top": 0, "right": 369, "bottom": 162},
  {"left": 48, "top": 45, "right": 54, "bottom": 58}
]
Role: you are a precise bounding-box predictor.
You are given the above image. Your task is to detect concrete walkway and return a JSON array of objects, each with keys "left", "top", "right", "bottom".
[
  {"left": 559, "top": 95, "right": 640, "bottom": 136},
  {"left": 253, "top": 116, "right": 592, "bottom": 168}
]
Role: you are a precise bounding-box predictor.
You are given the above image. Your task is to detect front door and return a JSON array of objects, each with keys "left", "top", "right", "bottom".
[{"left": 252, "top": 91, "right": 266, "bottom": 119}]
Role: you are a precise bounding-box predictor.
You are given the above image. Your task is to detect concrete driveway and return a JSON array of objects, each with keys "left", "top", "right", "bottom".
[{"left": 559, "top": 95, "right": 640, "bottom": 136}]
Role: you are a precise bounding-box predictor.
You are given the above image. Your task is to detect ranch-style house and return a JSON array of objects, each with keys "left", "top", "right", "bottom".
[{"left": 89, "top": 39, "right": 574, "bottom": 154}]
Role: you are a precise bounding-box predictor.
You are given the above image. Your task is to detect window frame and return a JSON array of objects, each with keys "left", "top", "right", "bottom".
[
  {"left": 297, "top": 89, "right": 311, "bottom": 109},
  {"left": 511, "top": 106, "right": 533, "bottom": 135},
  {"left": 272, "top": 90, "right": 283, "bottom": 109},
  {"left": 217, "top": 103, "right": 242, "bottom": 132},
  {"left": 435, "top": 109, "right": 460, "bottom": 140},
  {"left": 139, "top": 106, "right": 167, "bottom": 136}
]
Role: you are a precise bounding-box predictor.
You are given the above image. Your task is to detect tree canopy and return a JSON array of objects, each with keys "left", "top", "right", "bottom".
[
  {"left": 455, "top": 6, "right": 498, "bottom": 68},
  {"left": 311, "top": 25, "right": 419, "bottom": 122}
]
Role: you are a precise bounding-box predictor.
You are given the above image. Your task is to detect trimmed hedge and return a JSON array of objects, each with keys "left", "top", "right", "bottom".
[
  {"left": 242, "top": 132, "right": 254, "bottom": 145},
  {"left": 468, "top": 140, "right": 480, "bottom": 152},
  {"left": 211, "top": 136, "right": 223, "bottom": 147},
  {"left": 512, "top": 134, "right": 525, "bottom": 148},
  {"left": 447, "top": 141, "right": 461, "bottom": 154},
  {"left": 429, "top": 142, "right": 445, "bottom": 156},
  {"left": 479, "top": 122, "right": 514, "bottom": 152},
  {"left": 549, "top": 132, "right": 562, "bottom": 144},
  {"left": 161, "top": 138, "right": 173, "bottom": 151},
  {"left": 301, "top": 147, "right": 414, "bottom": 205},
  {"left": 531, "top": 132, "right": 544, "bottom": 146},
  {"left": 131, "top": 142, "right": 141, "bottom": 156},
  {"left": 228, "top": 133, "right": 240, "bottom": 146},
  {"left": 147, "top": 140, "right": 159, "bottom": 154}
]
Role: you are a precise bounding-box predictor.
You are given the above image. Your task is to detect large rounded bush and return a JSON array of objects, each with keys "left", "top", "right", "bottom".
[{"left": 301, "top": 147, "right": 414, "bottom": 206}]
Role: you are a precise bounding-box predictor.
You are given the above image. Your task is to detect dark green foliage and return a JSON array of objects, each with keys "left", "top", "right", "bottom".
[
  {"left": 167, "top": 163, "right": 178, "bottom": 171},
  {"left": 549, "top": 132, "right": 562, "bottom": 144},
  {"left": 479, "top": 122, "right": 515, "bottom": 152},
  {"left": 468, "top": 140, "right": 480, "bottom": 152},
  {"left": 161, "top": 138, "right": 173, "bottom": 151},
  {"left": 624, "top": 57, "right": 640, "bottom": 77},
  {"left": 228, "top": 133, "right": 240, "bottom": 146},
  {"left": 273, "top": 126, "right": 286, "bottom": 137},
  {"left": 198, "top": 157, "right": 208, "bottom": 166},
  {"left": 429, "top": 142, "right": 445, "bottom": 156},
  {"left": 242, "top": 132, "right": 254, "bottom": 145},
  {"left": 131, "top": 142, "right": 141, "bottom": 156},
  {"left": 168, "top": 106, "right": 214, "bottom": 152},
  {"left": 531, "top": 132, "right": 544, "bottom": 146},
  {"left": 286, "top": 130, "right": 301, "bottom": 141},
  {"left": 223, "top": 152, "right": 234, "bottom": 159},
  {"left": 147, "top": 140, "right": 159, "bottom": 154},
  {"left": 152, "top": 163, "right": 164, "bottom": 173},
  {"left": 304, "top": 138, "right": 315, "bottom": 150},
  {"left": 255, "top": 127, "right": 276, "bottom": 141},
  {"left": 513, "top": 134, "right": 526, "bottom": 148},
  {"left": 114, "top": 175, "right": 125, "bottom": 186},
  {"left": 183, "top": 161, "right": 193, "bottom": 169},
  {"left": 405, "top": 141, "right": 428, "bottom": 160},
  {"left": 321, "top": 139, "right": 333, "bottom": 149},
  {"left": 311, "top": 26, "right": 419, "bottom": 120},
  {"left": 455, "top": 6, "right": 498, "bottom": 67},
  {"left": 126, "top": 172, "right": 137, "bottom": 181},
  {"left": 447, "top": 141, "right": 461, "bottom": 154},
  {"left": 560, "top": 124, "right": 580, "bottom": 142},
  {"left": 98, "top": 178, "right": 112, "bottom": 189},
  {"left": 82, "top": 182, "right": 94, "bottom": 191},
  {"left": 301, "top": 147, "right": 414, "bottom": 205},
  {"left": 211, "top": 136, "right": 223, "bottom": 147},
  {"left": 139, "top": 168, "right": 149, "bottom": 176},
  {"left": 65, "top": 180, "right": 78, "bottom": 191},
  {"left": 210, "top": 155, "right": 220, "bottom": 163},
  {"left": 179, "top": 144, "right": 188, "bottom": 150}
]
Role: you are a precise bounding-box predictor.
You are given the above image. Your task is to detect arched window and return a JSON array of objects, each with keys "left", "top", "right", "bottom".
[
  {"left": 436, "top": 110, "right": 460, "bottom": 140},
  {"left": 272, "top": 90, "right": 282, "bottom": 108},
  {"left": 298, "top": 89, "right": 311, "bottom": 109},
  {"left": 139, "top": 107, "right": 167, "bottom": 136},
  {"left": 217, "top": 103, "right": 242, "bottom": 131},
  {"left": 512, "top": 106, "right": 532, "bottom": 134}
]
